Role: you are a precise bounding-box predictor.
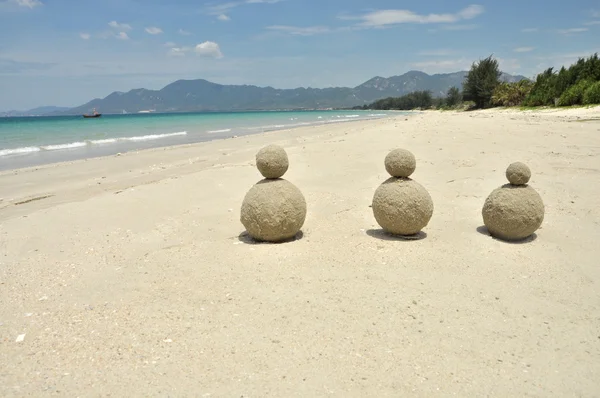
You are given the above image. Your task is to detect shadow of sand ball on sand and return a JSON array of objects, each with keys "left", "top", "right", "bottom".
[
  {"left": 240, "top": 145, "right": 306, "bottom": 243},
  {"left": 482, "top": 162, "right": 544, "bottom": 242},
  {"left": 371, "top": 148, "right": 433, "bottom": 237}
]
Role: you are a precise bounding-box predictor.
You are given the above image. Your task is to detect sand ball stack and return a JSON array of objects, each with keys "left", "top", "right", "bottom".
[
  {"left": 482, "top": 162, "right": 544, "bottom": 241},
  {"left": 240, "top": 145, "right": 307, "bottom": 242},
  {"left": 372, "top": 148, "right": 433, "bottom": 236}
]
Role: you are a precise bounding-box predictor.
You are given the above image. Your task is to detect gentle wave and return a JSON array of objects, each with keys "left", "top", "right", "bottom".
[
  {"left": 0, "top": 131, "right": 188, "bottom": 157},
  {"left": 124, "top": 131, "right": 187, "bottom": 141},
  {"left": 0, "top": 146, "right": 41, "bottom": 156},
  {"left": 207, "top": 128, "right": 232, "bottom": 134},
  {"left": 41, "top": 142, "right": 87, "bottom": 150}
]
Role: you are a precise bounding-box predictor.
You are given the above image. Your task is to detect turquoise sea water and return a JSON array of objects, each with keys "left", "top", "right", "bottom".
[{"left": 0, "top": 110, "right": 398, "bottom": 170}]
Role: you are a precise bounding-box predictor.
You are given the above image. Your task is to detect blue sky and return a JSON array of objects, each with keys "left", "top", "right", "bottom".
[{"left": 0, "top": 0, "right": 599, "bottom": 111}]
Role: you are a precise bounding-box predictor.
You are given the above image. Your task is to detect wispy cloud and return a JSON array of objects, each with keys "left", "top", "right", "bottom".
[
  {"left": 266, "top": 25, "right": 330, "bottom": 36},
  {"left": 145, "top": 26, "right": 163, "bottom": 35},
  {"left": 584, "top": 20, "right": 600, "bottom": 25},
  {"left": 14, "top": 0, "right": 42, "bottom": 8},
  {"left": 115, "top": 32, "right": 130, "bottom": 40},
  {"left": 79, "top": 33, "right": 91, "bottom": 40},
  {"left": 205, "top": 0, "right": 282, "bottom": 20},
  {"left": 108, "top": 21, "right": 132, "bottom": 31},
  {"left": 341, "top": 4, "right": 484, "bottom": 28},
  {"left": 178, "top": 29, "right": 191, "bottom": 36},
  {"left": 514, "top": 47, "right": 535, "bottom": 53},
  {"left": 164, "top": 41, "right": 177, "bottom": 47},
  {"left": 521, "top": 28, "right": 538, "bottom": 33},
  {"left": 0, "top": 0, "right": 42, "bottom": 10},
  {"left": 558, "top": 27, "right": 588, "bottom": 34}
]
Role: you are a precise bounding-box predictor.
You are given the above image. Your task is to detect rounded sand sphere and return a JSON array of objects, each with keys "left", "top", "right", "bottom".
[
  {"left": 256, "top": 145, "right": 289, "bottom": 179},
  {"left": 241, "top": 179, "right": 306, "bottom": 242},
  {"left": 482, "top": 184, "right": 544, "bottom": 241},
  {"left": 385, "top": 149, "right": 416, "bottom": 178},
  {"left": 505, "top": 162, "right": 531, "bottom": 185},
  {"left": 372, "top": 178, "right": 433, "bottom": 235}
]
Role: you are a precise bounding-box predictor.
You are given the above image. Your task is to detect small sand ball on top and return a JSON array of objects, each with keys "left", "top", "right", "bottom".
[
  {"left": 256, "top": 144, "right": 289, "bottom": 179},
  {"left": 505, "top": 162, "right": 531, "bottom": 185},
  {"left": 384, "top": 148, "right": 416, "bottom": 178},
  {"left": 482, "top": 163, "right": 544, "bottom": 241}
]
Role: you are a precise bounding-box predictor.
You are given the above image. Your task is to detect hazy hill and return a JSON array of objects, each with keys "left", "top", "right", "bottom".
[
  {"left": 0, "top": 106, "right": 70, "bottom": 117},
  {"left": 62, "top": 71, "right": 529, "bottom": 115}
]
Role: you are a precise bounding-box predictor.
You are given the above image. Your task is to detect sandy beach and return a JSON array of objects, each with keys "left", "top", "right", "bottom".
[{"left": 1, "top": 107, "right": 599, "bottom": 396}]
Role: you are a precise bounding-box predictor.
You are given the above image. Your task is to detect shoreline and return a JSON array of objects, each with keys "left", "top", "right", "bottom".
[
  {"left": 1, "top": 107, "right": 599, "bottom": 396},
  {"left": 0, "top": 110, "right": 404, "bottom": 172}
]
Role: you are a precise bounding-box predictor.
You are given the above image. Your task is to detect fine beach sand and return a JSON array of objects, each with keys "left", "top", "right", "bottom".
[{"left": 1, "top": 107, "right": 599, "bottom": 396}]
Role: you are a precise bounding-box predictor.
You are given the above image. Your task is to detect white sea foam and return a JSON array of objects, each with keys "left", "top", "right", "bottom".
[
  {"left": 0, "top": 146, "right": 42, "bottom": 157},
  {"left": 41, "top": 142, "right": 87, "bottom": 151},
  {"left": 90, "top": 138, "right": 118, "bottom": 144},
  {"left": 124, "top": 131, "right": 187, "bottom": 141},
  {"left": 344, "top": 114, "right": 361, "bottom": 118},
  {"left": 207, "top": 129, "right": 232, "bottom": 134}
]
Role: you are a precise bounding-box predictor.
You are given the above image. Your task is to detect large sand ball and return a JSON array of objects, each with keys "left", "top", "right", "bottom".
[
  {"left": 505, "top": 162, "right": 531, "bottom": 185},
  {"left": 372, "top": 178, "right": 433, "bottom": 235},
  {"left": 482, "top": 185, "right": 544, "bottom": 241},
  {"left": 241, "top": 179, "right": 306, "bottom": 242},
  {"left": 385, "top": 149, "right": 416, "bottom": 178},
  {"left": 256, "top": 144, "right": 289, "bottom": 179}
]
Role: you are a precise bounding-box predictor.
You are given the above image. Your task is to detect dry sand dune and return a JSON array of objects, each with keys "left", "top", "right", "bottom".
[{"left": 1, "top": 107, "right": 599, "bottom": 396}]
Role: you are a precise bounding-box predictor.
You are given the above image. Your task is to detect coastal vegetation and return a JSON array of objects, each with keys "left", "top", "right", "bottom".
[{"left": 363, "top": 53, "right": 600, "bottom": 111}]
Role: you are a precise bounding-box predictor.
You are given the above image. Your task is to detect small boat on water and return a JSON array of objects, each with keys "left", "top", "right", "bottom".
[{"left": 83, "top": 108, "right": 102, "bottom": 118}]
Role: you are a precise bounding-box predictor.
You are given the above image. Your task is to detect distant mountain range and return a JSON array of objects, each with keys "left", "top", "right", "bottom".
[
  {"left": 0, "top": 106, "right": 70, "bottom": 117},
  {"left": 3, "top": 71, "right": 529, "bottom": 116}
]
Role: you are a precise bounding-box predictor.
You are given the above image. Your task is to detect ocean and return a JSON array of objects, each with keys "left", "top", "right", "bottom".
[{"left": 0, "top": 110, "right": 398, "bottom": 170}]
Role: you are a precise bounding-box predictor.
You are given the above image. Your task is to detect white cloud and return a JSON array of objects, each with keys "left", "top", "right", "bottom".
[
  {"left": 558, "top": 27, "right": 588, "bottom": 34},
  {"left": 592, "top": 9, "right": 600, "bottom": 18},
  {"left": 178, "top": 29, "right": 191, "bottom": 35},
  {"left": 584, "top": 20, "right": 600, "bottom": 25},
  {"left": 164, "top": 41, "right": 177, "bottom": 47},
  {"left": 514, "top": 47, "right": 534, "bottom": 53},
  {"left": 79, "top": 33, "right": 91, "bottom": 40},
  {"left": 344, "top": 4, "right": 484, "bottom": 27},
  {"left": 14, "top": 0, "right": 42, "bottom": 8},
  {"left": 116, "top": 32, "right": 130, "bottom": 40},
  {"left": 195, "top": 41, "right": 223, "bottom": 58},
  {"left": 145, "top": 26, "right": 163, "bottom": 35},
  {"left": 266, "top": 25, "right": 330, "bottom": 36},
  {"left": 521, "top": 28, "right": 538, "bottom": 33},
  {"left": 218, "top": 14, "right": 231, "bottom": 21},
  {"left": 108, "top": 21, "right": 132, "bottom": 31}
]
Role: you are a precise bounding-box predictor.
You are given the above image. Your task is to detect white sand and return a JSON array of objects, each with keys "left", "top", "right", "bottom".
[{"left": 1, "top": 107, "right": 599, "bottom": 396}]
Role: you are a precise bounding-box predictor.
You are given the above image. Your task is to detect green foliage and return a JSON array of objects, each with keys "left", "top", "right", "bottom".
[
  {"left": 524, "top": 53, "right": 600, "bottom": 106},
  {"left": 462, "top": 55, "right": 501, "bottom": 109},
  {"left": 583, "top": 81, "right": 600, "bottom": 105},
  {"left": 491, "top": 80, "right": 534, "bottom": 107},
  {"left": 368, "top": 90, "right": 433, "bottom": 110},
  {"left": 557, "top": 80, "right": 592, "bottom": 106},
  {"left": 445, "top": 86, "right": 462, "bottom": 107}
]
